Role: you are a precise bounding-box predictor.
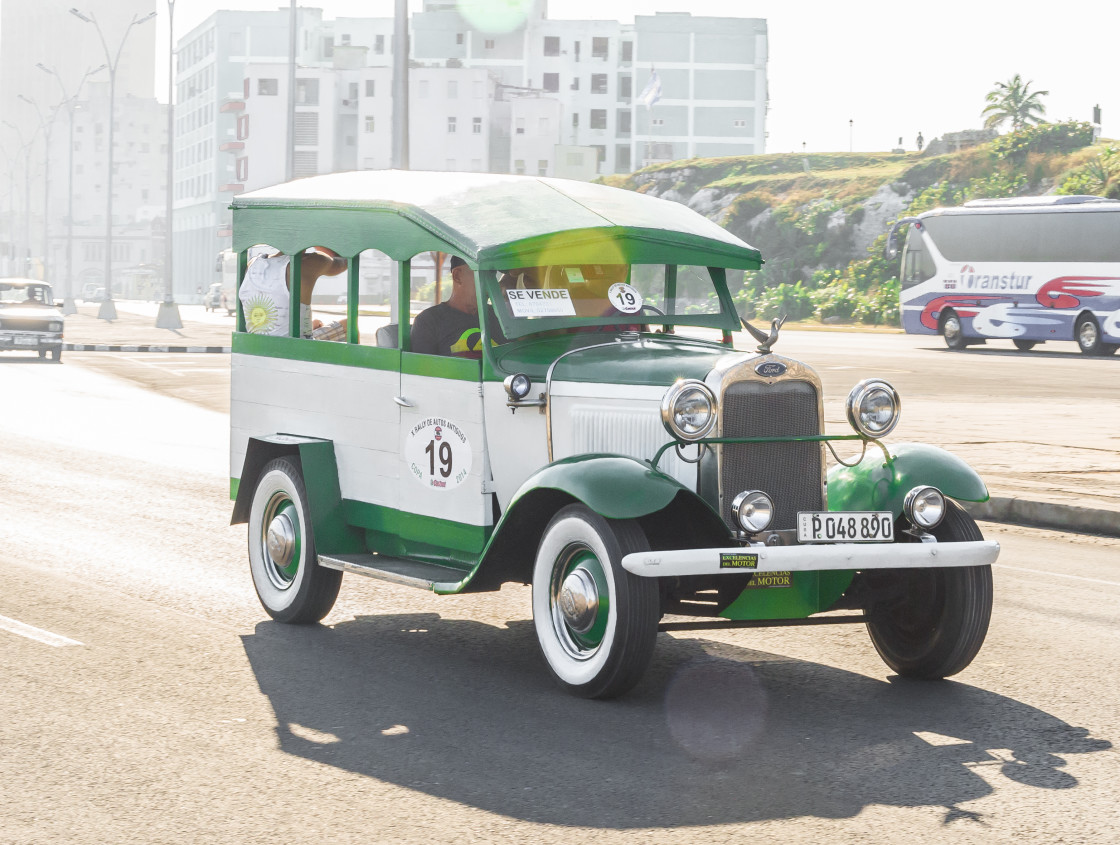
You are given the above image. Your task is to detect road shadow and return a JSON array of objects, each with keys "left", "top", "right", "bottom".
[{"left": 242, "top": 613, "right": 1110, "bottom": 828}]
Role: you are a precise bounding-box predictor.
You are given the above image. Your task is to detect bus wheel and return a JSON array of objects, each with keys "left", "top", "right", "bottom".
[
  {"left": 864, "top": 502, "right": 993, "bottom": 679},
  {"left": 940, "top": 311, "right": 967, "bottom": 351},
  {"left": 248, "top": 456, "right": 342, "bottom": 624},
  {"left": 1012, "top": 339, "right": 1037, "bottom": 351},
  {"left": 532, "top": 504, "right": 658, "bottom": 699},
  {"left": 1076, "top": 315, "right": 1105, "bottom": 355}
]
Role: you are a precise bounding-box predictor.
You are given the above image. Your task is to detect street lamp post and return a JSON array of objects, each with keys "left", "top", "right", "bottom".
[
  {"left": 17, "top": 95, "right": 61, "bottom": 286},
  {"left": 157, "top": 0, "right": 182, "bottom": 330},
  {"left": 1, "top": 120, "right": 36, "bottom": 279},
  {"left": 38, "top": 62, "right": 106, "bottom": 314},
  {"left": 70, "top": 7, "right": 157, "bottom": 322}
]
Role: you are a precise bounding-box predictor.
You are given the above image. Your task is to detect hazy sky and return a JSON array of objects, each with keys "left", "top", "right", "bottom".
[{"left": 156, "top": 0, "right": 1120, "bottom": 154}]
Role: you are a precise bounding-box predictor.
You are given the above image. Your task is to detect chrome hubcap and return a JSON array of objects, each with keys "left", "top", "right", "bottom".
[
  {"left": 1080, "top": 321, "right": 1097, "bottom": 348},
  {"left": 944, "top": 316, "right": 961, "bottom": 341},
  {"left": 267, "top": 511, "right": 296, "bottom": 568},
  {"left": 559, "top": 567, "right": 599, "bottom": 634}
]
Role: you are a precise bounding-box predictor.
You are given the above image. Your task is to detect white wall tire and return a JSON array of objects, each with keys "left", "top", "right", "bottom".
[
  {"left": 248, "top": 456, "right": 341, "bottom": 624},
  {"left": 532, "top": 504, "right": 659, "bottom": 699}
]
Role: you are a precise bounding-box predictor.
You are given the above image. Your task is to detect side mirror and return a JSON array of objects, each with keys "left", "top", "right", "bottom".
[{"left": 885, "top": 232, "right": 900, "bottom": 261}]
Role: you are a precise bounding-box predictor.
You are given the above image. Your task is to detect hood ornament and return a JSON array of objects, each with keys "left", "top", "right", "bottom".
[{"left": 741, "top": 314, "right": 786, "bottom": 354}]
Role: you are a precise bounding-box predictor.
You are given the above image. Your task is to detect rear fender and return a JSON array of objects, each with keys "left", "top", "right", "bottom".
[
  {"left": 827, "top": 441, "right": 989, "bottom": 518},
  {"left": 231, "top": 435, "right": 364, "bottom": 555}
]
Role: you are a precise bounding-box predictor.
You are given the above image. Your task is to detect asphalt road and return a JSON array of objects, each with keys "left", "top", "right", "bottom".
[{"left": 1, "top": 342, "right": 1119, "bottom": 843}]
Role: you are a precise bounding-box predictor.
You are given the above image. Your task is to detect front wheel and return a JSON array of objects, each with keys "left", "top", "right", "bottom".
[
  {"left": 248, "top": 456, "right": 341, "bottom": 623},
  {"left": 1076, "top": 314, "right": 1106, "bottom": 355},
  {"left": 864, "top": 502, "right": 993, "bottom": 679},
  {"left": 532, "top": 504, "right": 659, "bottom": 699},
  {"left": 940, "top": 310, "right": 967, "bottom": 351}
]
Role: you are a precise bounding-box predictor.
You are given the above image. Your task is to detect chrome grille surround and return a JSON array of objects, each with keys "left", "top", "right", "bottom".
[{"left": 708, "top": 354, "right": 826, "bottom": 532}]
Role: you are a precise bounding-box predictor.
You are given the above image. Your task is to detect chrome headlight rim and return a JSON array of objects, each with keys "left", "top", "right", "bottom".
[
  {"left": 730, "top": 489, "right": 774, "bottom": 534},
  {"left": 503, "top": 372, "right": 532, "bottom": 402},
  {"left": 845, "top": 378, "right": 901, "bottom": 439},
  {"left": 660, "top": 378, "right": 717, "bottom": 442},
  {"left": 903, "top": 485, "right": 946, "bottom": 530}
]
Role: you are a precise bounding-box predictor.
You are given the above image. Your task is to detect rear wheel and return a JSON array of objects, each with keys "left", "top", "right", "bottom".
[
  {"left": 864, "top": 502, "right": 992, "bottom": 679},
  {"left": 49, "top": 348, "right": 61, "bottom": 363},
  {"left": 248, "top": 456, "right": 341, "bottom": 623},
  {"left": 940, "top": 310, "right": 967, "bottom": 351},
  {"left": 532, "top": 504, "right": 659, "bottom": 699},
  {"left": 1012, "top": 339, "right": 1037, "bottom": 351},
  {"left": 1076, "top": 314, "right": 1105, "bottom": 355}
]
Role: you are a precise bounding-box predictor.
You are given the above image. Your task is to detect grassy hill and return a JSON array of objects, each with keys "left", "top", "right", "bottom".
[{"left": 602, "top": 122, "right": 1115, "bottom": 325}]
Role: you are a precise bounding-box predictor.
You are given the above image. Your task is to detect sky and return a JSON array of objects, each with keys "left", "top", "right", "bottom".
[{"left": 156, "top": 0, "right": 1120, "bottom": 154}]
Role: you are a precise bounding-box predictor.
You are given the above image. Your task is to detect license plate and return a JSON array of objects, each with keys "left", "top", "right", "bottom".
[
  {"left": 797, "top": 511, "right": 894, "bottom": 543},
  {"left": 14, "top": 336, "right": 38, "bottom": 346}
]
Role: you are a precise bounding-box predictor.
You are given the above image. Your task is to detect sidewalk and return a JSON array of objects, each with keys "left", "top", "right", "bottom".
[{"left": 61, "top": 301, "right": 1119, "bottom": 538}]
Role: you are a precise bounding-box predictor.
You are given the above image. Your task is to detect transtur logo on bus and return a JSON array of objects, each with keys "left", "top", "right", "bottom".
[
  {"left": 960, "top": 264, "right": 1032, "bottom": 291},
  {"left": 435, "top": 426, "right": 442, "bottom": 441}
]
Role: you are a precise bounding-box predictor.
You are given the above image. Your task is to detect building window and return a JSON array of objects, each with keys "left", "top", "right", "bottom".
[
  {"left": 236, "top": 157, "right": 248, "bottom": 181},
  {"left": 237, "top": 114, "right": 249, "bottom": 140},
  {"left": 543, "top": 73, "right": 559, "bottom": 93},
  {"left": 592, "top": 37, "right": 609, "bottom": 59},
  {"left": 322, "top": 38, "right": 334, "bottom": 59},
  {"left": 484, "top": 39, "right": 495, "bottom": 49},
  {"left": 348, "top": 82, "right": 359, "bottom": 100},
  {"left": 619, "top": 75, "right": 632, "bottom": 99},
  {"left": 621, "top": 41, "right": 633, "bottom": 63},
  {"left": 616, "top": 144, "right": 631, "bottom": 172},
  {"left": 514, "top": 159, "right": 525, "bottom": 175},
  {"left": 591, "top": 74, "right": 608, "bottom": 94},
  {"left": 544, "top": 35, "right": 560, "bottom": 56},
  {"left": 448, "top": 116, "right": 457, "bottom": 133},
  {"left": 515, "top": 118, "right": 525, "bottom": 135},
  {"left": 733, "top": 119, "right": 747, "bottom": 128},
  {"left": 258, "top": 78, "right": 278, "bottom": 96},
  {"left": 293, "top": 150, "right": 317, "bottom": 178},
  {"left": 617, "top": 110, "right": 631, "bottom": 134},
  {"left": 375, "top": 34, "right": 385, "bottom": 54},
  {"left": 472, "top": 116, "right": 482, "bottom": 134},
  {"left": 456, "top": 33, "right": 464, "bottom": 45},
  {"left": 448, "top": 80, "right": 458, "bottom": 98},
  {"left": 243, "top": 77, "right": 250, "bottom": 98},
  {"left": 365, "top": 116, "right": 376, "bottom": 133},
  {"left": 538, "top": 159, "right": 548, "bottom": 176},
  {"left": 590, "top": 109, "right": 607, "bottom": 129},
  {"left": 592, "top": 145, "right": 606, "bottom": 165},
  {"left": 365, "top": 79, "right": 375, "bottom": 97},
  {"left": 341, "top": 34, "right": 351, "bottom": 45},
  {"left": 572, "top": 113, "right": 579, "bottom": 128},
  {"left": 570, "top": 77, "right": 579, "bottom": 91},
  {"left": 295, "top": 78, "right": 319, "bottom": 106}
]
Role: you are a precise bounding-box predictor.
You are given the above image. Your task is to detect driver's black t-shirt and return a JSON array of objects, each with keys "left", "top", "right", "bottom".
[{"left": 410, "top": 303, "right": 484, "bottom": 358}]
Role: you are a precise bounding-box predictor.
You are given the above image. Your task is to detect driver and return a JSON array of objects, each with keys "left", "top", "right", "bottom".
[{"left": 411, "top": 256, "right": 486, "bottom": 358}]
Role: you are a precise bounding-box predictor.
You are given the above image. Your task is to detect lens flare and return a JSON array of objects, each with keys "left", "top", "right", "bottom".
[{"left": 665, "top": 659, "right": 768, "bottom": 762}]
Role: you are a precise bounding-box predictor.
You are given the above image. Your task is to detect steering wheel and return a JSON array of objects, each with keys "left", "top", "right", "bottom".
[{"left": 639, "top": 304, "right": 665, "bottom": 317}]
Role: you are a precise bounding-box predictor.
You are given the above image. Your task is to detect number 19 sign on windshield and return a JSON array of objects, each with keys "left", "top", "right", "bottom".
[{"left": 406, "top": 416, "right": 473, "bottom": 490}]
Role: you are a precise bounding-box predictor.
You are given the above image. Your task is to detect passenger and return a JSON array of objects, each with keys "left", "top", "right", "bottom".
[
  {"left": 411, "top": 255, "right": 486, "bottom": 357},
  {"left": 239, "top": 246, "right": 348, "bottom": 338}
]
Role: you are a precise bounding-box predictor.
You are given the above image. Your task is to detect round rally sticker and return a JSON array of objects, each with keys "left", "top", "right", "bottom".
[
  {"left": 607, "top": 283, "right": 643, "bottom": 314},
  {"left": 405, "top": 417, "right": 473, "bottom": 490}
]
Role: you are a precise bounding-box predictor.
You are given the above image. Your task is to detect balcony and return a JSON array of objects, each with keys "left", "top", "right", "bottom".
[
  {"left": 219, "top": 99, "right": 245, "bottom": 113},
  {"left": 218, "top": 183, "right": 244, "bottom": 193},
  {"left": 219, "top": 141, "right": 245, "bottom": 152}
]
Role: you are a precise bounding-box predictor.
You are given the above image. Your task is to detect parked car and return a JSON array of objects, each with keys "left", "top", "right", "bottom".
[
  {"left": 0, "top": 278, "right": 64, "bottom": 362},
  {"left": 205, "top": 282, "right": 234, "bottom": 315},
  {"left": 228, "top": 170, "right": 999, "bottom": 699}
]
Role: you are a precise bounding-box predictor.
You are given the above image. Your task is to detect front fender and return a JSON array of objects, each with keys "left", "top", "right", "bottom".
[
  {"left": 512, "top": 453, "right": 689, "bottom": 518},
  {"left": 827, "top": 442, "right": 989, "bottom": 517}
]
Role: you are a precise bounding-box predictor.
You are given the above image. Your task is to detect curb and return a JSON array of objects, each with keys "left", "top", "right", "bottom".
[
  {"left": 965, "top": 496, "right": 1120, "bottom": 538},
  {"left": 65, "top": 343, "right": 231, "bottom": 354}
]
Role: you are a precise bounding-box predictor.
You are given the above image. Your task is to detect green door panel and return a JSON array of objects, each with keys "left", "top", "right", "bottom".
[
  {"left": 827, "top": 441, "right": 990, "bottom": 516},
  {"left": 720, "top": 570, "right": 855, "bottom": 621}
]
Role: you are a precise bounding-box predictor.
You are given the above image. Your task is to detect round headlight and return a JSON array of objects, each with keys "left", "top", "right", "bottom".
[
  {"left": 660, "top": 379, "right": 717, "bottom": 441},
  {"left": 846, "top": 378, "right": 901, "bottom": 439},
  {"left": 49, "top": 321, "right": 62, "bottom": 332},
  {"left": 904, "top": 485, "right": 946, "bottom": 530},
  {"left": 503, "top": 373, "right": 532, "bottom": 401},
  {"left": 731, "top": 490, "right": 774, "bottom": 534}
]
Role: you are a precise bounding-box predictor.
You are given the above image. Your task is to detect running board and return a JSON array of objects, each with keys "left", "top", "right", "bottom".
[{"left": 317, "top": 553, "right": 467, "bottom": 592}]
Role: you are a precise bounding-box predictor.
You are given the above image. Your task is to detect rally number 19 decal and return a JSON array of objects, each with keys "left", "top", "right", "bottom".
[{"left": 406, "top": 417, "right": 473, "bottom": 490}]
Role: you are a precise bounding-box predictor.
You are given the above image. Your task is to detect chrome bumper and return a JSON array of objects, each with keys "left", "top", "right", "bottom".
[{"left": 621, "top": 540, "right": 1000, "bottom": 578}]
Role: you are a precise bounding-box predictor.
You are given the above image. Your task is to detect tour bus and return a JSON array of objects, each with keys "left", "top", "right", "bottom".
[
  {"left": 886, "top": 196, "right": 1120, "bottom": 355},
  {"left": 230, "top": 170, "right": 999, "bottom": 699}
]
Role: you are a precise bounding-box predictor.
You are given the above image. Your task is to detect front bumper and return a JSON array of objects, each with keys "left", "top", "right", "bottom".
[
  {"left": 622, "top": 539, "right": 1000, "bottom": 578},
  {"left": 0, "top": 332, "right": 63, "bottom": 350}
]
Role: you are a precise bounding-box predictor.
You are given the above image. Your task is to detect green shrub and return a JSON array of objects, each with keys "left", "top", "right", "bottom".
[{"left": 990, "top": 121, "right": 1094, "bottom": 160}]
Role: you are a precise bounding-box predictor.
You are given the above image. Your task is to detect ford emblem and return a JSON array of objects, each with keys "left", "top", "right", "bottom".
[{"left": 755, "top": 361, "right": 787, "bottom": 377}]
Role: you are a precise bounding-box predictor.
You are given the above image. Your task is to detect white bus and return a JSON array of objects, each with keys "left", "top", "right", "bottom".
[{"left": 886, "top": 196, "right": 1120, "bottom": 355}]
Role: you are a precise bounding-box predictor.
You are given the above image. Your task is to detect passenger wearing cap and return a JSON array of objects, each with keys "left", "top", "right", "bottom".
[{"left": 410, "top": 255, "right": 486, "bottom": 358}]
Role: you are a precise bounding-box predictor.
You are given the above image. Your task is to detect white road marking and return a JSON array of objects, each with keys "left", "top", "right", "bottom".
[
  {"left": 995, "top": 563, "right": 1120, "bottom": 588},
  {"left": 118, "top": 356, "right": 184, "bottom": 376},
  {"left": 0, "top": 614, "right": 84, "bottom": 647}
]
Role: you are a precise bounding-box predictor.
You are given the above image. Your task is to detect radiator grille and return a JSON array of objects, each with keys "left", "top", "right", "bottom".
[
  {"left": 720, "top": 379, "right": 822, "bottom": 530},
  {"left": 1, "top": 318, "right": 52, "bottom": 332}
]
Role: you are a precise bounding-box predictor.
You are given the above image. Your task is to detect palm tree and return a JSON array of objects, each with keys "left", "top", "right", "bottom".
[{"left": 982, "top": 74, "right": 1048, "bottom": 132}]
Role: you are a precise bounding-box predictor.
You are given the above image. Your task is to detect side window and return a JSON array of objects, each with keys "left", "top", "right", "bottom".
[
  {"left": 902, "top": 232, "right": 936, "bottom": 288},
  {"left": 407, "top": 253, "right": 485, "bottom": 359},
  {"left": 356, "top": 248, "right": 400, "bottom": 348}
]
